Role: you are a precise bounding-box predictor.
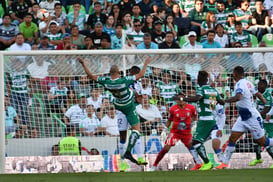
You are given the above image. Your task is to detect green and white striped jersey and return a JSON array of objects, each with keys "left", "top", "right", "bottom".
[
  {"left": 156, "top": 81, "right": 181, "bottom": 104},
  {"left": 7, "top": 69, "right": 30, "bottom": 93},
  {"left": 257, "top": 88, "right": 273, "bottom": 119},
  {"left": 196, "top": 85, "right": 221, "bottom": 119},
  {"left": 97, "top": 76, "right": 136, "bottom": 105}
]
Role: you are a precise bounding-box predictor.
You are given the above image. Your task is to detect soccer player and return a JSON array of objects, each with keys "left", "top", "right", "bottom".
[
  {"left": 79, "top": 57, "right": 152, "bottom": 164},
  {"left": 183, "top": 71, "right": 225, "bottom": 170},
  {"left": 150, "top": 92, "right": 199, "bottom": 171},
  {"left": 249, "top": 79, "right": 273, "bottom": 168},
  {"left": 216, "top": 66, "right": 273, "bottom": 169}
]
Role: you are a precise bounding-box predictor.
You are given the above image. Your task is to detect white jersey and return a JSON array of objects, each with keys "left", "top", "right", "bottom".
[
  {"left": 234, "top": 78, "right": 258, "bottom": 114},
  {"left": 213, "top": 104, "right": 226, "bottom": 130}
]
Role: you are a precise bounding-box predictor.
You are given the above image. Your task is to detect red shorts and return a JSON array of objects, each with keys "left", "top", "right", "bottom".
[{"left": 165, "top": 132, "right": 192, "bottom": 149}]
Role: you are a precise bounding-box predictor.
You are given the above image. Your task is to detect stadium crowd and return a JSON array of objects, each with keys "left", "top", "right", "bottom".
[{"left": 3, "top": 0, "right": 273, "bottom": 139}]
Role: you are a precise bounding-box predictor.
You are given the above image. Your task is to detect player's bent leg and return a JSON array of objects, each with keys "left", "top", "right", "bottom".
[
  {"left": 192, "top": 140, "right": 212, "bottom": 170},
  {"left": 212, "top": 138, "right": 224, "bottom": 163},
  {"left": 249, "top": 144, "right": 263, "bottom": 166},
  {"left": 124, "top": 129, "right": 140, "bottom": 164}
]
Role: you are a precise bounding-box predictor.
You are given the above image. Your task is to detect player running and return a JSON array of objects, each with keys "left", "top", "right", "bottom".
[
  {"left": 249, "top": 79, "right": 273, "bottom": 168},
  {"left": 79, "top": 57, "right": 152, "bottom": 164},
  {"left": 216, "top": 66, "right": 273, "bottom": 169},
  {"left": 183, "top": 71, "right": 225, "bottom": 170},
  {"left": 150, "top": 92, "right": 199, "bottom": 171}
]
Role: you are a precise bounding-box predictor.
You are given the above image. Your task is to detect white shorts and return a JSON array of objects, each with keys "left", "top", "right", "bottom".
[
  {"left": 210, "top": 129, "right": 220, "bottom": 139},
  {"left": 117, "top": 111, "right": 128, "bottom": 131},
  {"left": 232, "top": 111, "right": 265, "bottom": 140}
]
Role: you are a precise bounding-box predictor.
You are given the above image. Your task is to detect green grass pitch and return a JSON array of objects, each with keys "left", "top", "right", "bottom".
[{"left": 1, "top": 169, "right": 272, "bottom": 182}]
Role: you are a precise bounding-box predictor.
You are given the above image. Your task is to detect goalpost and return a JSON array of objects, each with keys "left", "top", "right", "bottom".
[{"left": 1, "top": 48, "right": 273, "bottom": 173}]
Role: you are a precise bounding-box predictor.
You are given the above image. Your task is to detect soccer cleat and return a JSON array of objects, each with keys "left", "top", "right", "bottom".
[
  {"left": 190, "top": 163, "right": 203, "bottom": 171},
  {"left": 137, "top": 157, "right": 148, "bottom": 165},
  {"left": 270, "top": 164, "right": 273, "bottom": 169},
  {"left": 249, "top": 159, "right": 263, "bottom": 166},
  {"left": 215, "top": 162, "right": 228, "bottom": 169},
  {"left": 199, "top": 162, "right": 213, "bottom": 170},
  {"left": 119, "top": 160, "right": 129, "bottom": 172},
  {"left": 149, "top": 166, "right": 158, "bottom": 172},
  {"left": 123, "top": 151, "right": 138, "bottom": 164}
]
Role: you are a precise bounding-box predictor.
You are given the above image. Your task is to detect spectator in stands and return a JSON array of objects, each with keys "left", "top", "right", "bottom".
[
  {"left": 19, "top": 13, "right": 39, "bottom": 45},
  {"left": 63, "top": 93, "right": 88, "bottom": 134},
  {"left": 200, "top": 11, "right": 216, "bottom": 42},
  {"left": 48, "top": 78, "right": 68, "bottom": 114},
  {"left": 137, "top": 32, "right": 158, "bottom": 49},
  {"left": 214, "top": 23, "right": 229, "bottom": 48},
  {"left": 189, "top": 0, "right": 208, "bottom": 37},
  {"left": 248, "top": 0, "right": 270, "bottom": 42},
  {"left": 72, "top": 75, "right": 92, "bottom": 97},
  {"left": 8, "top": 33, "right": 31, "bottom": 63},
  {"left": 215, "top": 1, "right": 229, "bottom": 26},
  {"left": 89, "top": 21, "right": 111, "bottom": 48},
  {"left": 121, "top": 11, "right": 133, "bottom": 32},
  {"left": 226, "top": 13, "right": 236, "bottom": 39},
  {"left": 98, "top": 36, "right": 111, "bottom": 49},
  {"left": 5, "top": 94, "right": 22, "bottom": 137},
  {"left": 87, "top": 2, "right": 107, "bottom": 31},
  {"left": 7, "top": 60, "right": 31, "bottom": 126},
  {"left": 111, "top": 23, "right": 123, "bottom": 49},
  {"left": 70, "top": 25, "right": 85, "bottom": 48},
  {"left": 205, "top": 0, "right": 217, "bottom": 11},
  {"left": 163, "top": 15, "right": 178, "bottom": 39},
  {"left": 103, "top": 15, "right": 116, "bottom": 36},
  {"left": 151, "top": 20, "right": 165, "bottom": 44},
  {"left": 87, "top": 87, "right": 103, "bottom": 110},
  {"left": 47, "top": 22, "right": 63, "bottom": 47},
  {"left": 118, "top": 0, "right": 135, "bottom": 13},
  {"left": 50, "top": 3, "right": 69, "bottom": 33},
  {"left": 132, "top": 4, "right": 144, "bottom": 23},
  {"left": 202, "top": 30, "right": 221, "bottom": 48},
  {"left": 157, "top": 69, "right": 181, "bottom": 106},
  {"left": 0, "top": 14, "right": 19, "bottom": 50},
  {"left": 128, "top": 19, "right": 144, "bottom": 45},
  {"left": 80, "top": 36, "right": 97, "bottom": 50},
  {"left": 39, "top": 16, "right": 56, "bottom": 38},
  {"left": 161, "top": 0, "right": 174, "bottom": 14},
  {"left": 9, "top": 0, "right": 32, "bottom": 26},
  {"left": 149, "top": 67, "right": 162, "bottom": 85},
  {"left": 141, "top": 14, "right": 154, "bottom": 34},
  {"left": 140, "top": 77, "right": 153, "bottom": 96},
  {"left": 136, "top": 94, "right": 162, "bottom": 135},
  {"left": 27, "top": 55, "right": 52, "bottom": 93},
  {"left": 27, "top": 127, "right": 39, "bottom": 138},
  {"left": 51, "top": 144, "right": 59, "bottom": 156},
  {"left": 226, "top": 41, "right": 254, "bottom": 71},
  {"left": 224, "top": 0, "right": 238, "bottom": 13},
  {"left": 231, "top": 21, "right": 251, "bottom": 47},
  {"left": 56, "top": 33, "right": 76, "bottom": 50},
  {"left": 101, "top": 104, "right": 120, "bottom": 136},
  {"left": 150, "top": 86, "right": 164, "bottom": 105},
  {"left": 182, "top": 31, "right": 203, "bottom": 50},
  {"left": 233, "top": 0, "right": 252, "bottom": 30},
  {"left": 38, "top": 35, "right": 55, "bottom": 50},
  {"left": 179, "top": 1, "right": 195, "bottom": 17},
  {"left": 110, "top": 4, "right": 121, "bottom": 26},
  {"left": 138, "top": 0, "right": 157, "bottom": 16},
  {"left": 59, "top": 124, "right": 81, "bottom": 155},
  {"left": 67, "top": 1, "right": 86, "bottom": 31},
  {"left": 90, "top": 148, "right": 100, "bottom": 155},
  {"left": 63, "top": 89, "right": 77, "bottom": 110},
  {"left": 14, "top": 125, "right": 25, "bottom": 139},
  {"left": 159, "top": 31, "right": 180, "bottom": 49},
  {"left": 252, "top": 41, "right": 273, "bottom": 72},
  {"left": 80, "top": 104, "right": 102, "bottom": 136},
  {"left": 41, "top": 64, "right": 59, "bottom": 93},
  {"left": 39, "top": 0, "right": 60, "bottom": 14}
]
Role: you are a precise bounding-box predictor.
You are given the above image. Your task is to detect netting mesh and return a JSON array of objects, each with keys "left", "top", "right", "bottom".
[{"left": 3, "top": 50, "right": 273, "bottom": 171}]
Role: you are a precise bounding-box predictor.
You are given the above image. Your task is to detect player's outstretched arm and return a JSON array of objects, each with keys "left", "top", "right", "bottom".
[
  {"left": 78, "top": 58, "right": 98, "bottom": 81},
  {"left": 135, "top": 57, "right": 152, "bottom": 80},
  {"left": 224, "top": 93, "right": 242, "bottom": 103},
  {"left": 255, "top": 92, "right": 267, "bottom": 104}
]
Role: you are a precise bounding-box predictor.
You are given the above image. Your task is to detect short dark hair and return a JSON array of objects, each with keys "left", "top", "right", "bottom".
[
  {"left": 32, "top": 2, "right": 39, "bottom": 6},
  {"left": 94, "top": 1, "right": 101, "bottom": 6},
  {"left": 2, "top": 13, "right": 11, "bottom": 19},
  {"left": 207, "top": 30, "right": 215, "bottom": 36},
  {"left": 24, "top": 13, "right": 32, "bottom": 18},
  {"left": 165, "top": 31, "right": 174, "bottom": 36},
  {"left": 65, "top": 124, "right": 75, "bottom": 134},
  {"left": 54, "top": 3, "right": 62, "bottom": 8},
  {"left": 258, "top": 79, "right": 268, "bottom": 87},
  {"left": 198, "top": 71, "right": 208, "bottom": 84},
  {"left": 233, "top": 66, "right": 244, "bottom": 76},
  {"left": 235, "top": 21, "right": 242, "bottom": 26}
]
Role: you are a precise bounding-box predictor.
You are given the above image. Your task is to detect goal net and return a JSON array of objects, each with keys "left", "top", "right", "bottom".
[{"left": 1, "top": 48, "right": 273, "bottom": 173}]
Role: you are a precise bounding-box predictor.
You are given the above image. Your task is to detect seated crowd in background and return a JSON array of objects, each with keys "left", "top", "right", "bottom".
[{"left": 1, "top": 0, "right": 273, "bottom": 51}]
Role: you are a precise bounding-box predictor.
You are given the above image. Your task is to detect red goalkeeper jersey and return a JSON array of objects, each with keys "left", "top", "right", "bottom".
[{"left": 168, "top": 104, "right": 197, "bottom": 135}]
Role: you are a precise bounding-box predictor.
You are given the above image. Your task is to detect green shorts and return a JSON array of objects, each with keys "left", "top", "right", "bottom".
[
  {"left": 264, "top": 123, "right": 273, "bottom": 138},
  {"left": 192, "top": 120, "right": 216, "bottom": 143},
  {"left": 114, "top": 100, "right": 140, "bottom": 127}
]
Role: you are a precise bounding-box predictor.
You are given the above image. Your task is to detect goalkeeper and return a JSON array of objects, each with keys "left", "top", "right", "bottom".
[
  {"left": 79, "top": 57, "right": 152, "bottom": 164},
  {"left": 150, "top": 92, "right": 200, "bottom": 171}
]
